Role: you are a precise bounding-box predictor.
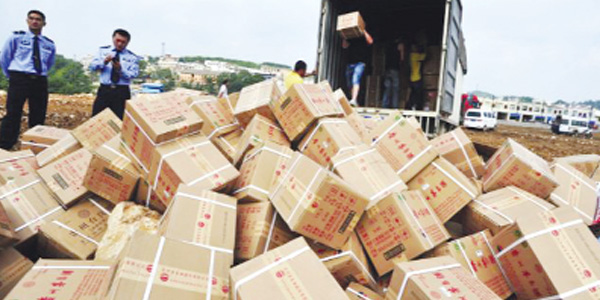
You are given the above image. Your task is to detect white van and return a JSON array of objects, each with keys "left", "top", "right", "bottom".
[
  {"left": 559, "top": 117, "right": 592, "bottom": 137},
  {"left": 464, "top": 109, "right": 497, "bottom": 130}
]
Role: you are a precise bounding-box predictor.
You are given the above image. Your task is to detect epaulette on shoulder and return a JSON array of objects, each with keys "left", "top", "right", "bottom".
[
  {"left": 127, "top": 49, "right": 137, "bottom": 57},
  {"left": 42, "top": 36, "right": 54, "bottom": 44},
  {"left": 13, "top": 31, "right": 25, "bottom": 35},
  {"left": 100, "top": 45, "right": 111, "bottom": 49}
]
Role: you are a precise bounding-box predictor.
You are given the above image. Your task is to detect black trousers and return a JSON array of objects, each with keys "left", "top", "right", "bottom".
[
  {"left": 92, "top": 85, "right": 131, "bottom": 119},
  {"left": 0, "top": 72, "right": 48, "bottom": 150},
  {"left": 406, "top": 80, "right": 424, "bottom": 110}
]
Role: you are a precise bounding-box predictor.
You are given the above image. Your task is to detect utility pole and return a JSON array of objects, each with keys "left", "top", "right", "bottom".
[{"left": 161, "top": 42, "right": 166, "bottom": 58}]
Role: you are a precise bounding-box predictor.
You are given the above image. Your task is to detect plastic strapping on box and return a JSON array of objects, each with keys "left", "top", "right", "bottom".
[
  {"left": 124, "top": 110, "right": 201, "bottom": 147},
  {"left": 330, "top": 148, "right": 377, "bottom": 171},
  {"left": 396, "top": 145, "right": 434, "bottom": 176},
  {"left": 0, "top": 152, "right": 35, "bottom": 164},
  {"left": 399, "top": 194, "right": 433, "bottom": 248},
  {"left": 346, "top": 287, "right": 374, "bottom": 300},
  {"left": 205, "top": 249, "right": 216, "bottom": 300},
  {"left": 537, "top": 280, "right": 600, "bottom": 300},
  {"left": 142, "top": 236, "right": 166, "bottom": 300},
  {"left": 288, "top": 168, "right": 323, "bottom": 224},
  {"left": 102, "top": 144, "right": 131, "bottom": 164},
  {"left": 20, "top": 141, "right": 50, "bottom": 148},
  {"left": 507, "top": 187, "right": 551, "bottom": 212},
  {"left": 431, "top": 162, "right": 477, "bottom": 199},
  {"left": 555, "top": 163, "right": 597, "bottom": 191},
  {"left": 15, "top": 206, "right": 63, "bottom": 232},
  {"left": 299, "top": 84, "right": 324, "bottom": 117},
  {"left": 218, "top": 136, "right": 236, "bottom": 154},
  {"left": 185, "top": 164, "right": 232, "bottom": 187},
  {"left": 88, "top": 198, "right": 111, "bottom": 216},
  {"left": 480, "top": 231, "right": 516, "bottom": 293},
  {"left": 320, "top": 250, "right": 377, "bottom": 285},
  {"left": 51, "top": 220, "right": 99, "bottom": 246},
  {"left": 120, "top": 137, "right": 150, "bottom": 174},
  {"left": 233, "top": 246, "right": 310, "bottom": 300},
  {"left": 270, "top": 155, "right": 302, "bottom": 200},
  {"left": 395, "top": 263, "right": 462, "bottom": 300},
  {"left": 33, "top": 265, "right": 111, "bottom": 270},
  {"left": 175, "top": 192, "right": 236, "bottom": 210},
  {"left": 299, "top": 119, "right": 349, "bottom": 152},
  {"left": 208, "top": 123, "right": 239, "bottom": 139},
  {"left": 482, "top": 153, "right": 515, "bottom": 187},
  {"left": 451, "top": 131, "right": 477, "bottom": 178},
  {"left": 0, "top": 179, "right": 41, "bottom": 199},
  {"left": 255, "top": 116, "right": 284, "bottom": 132},
  {"left": 472, "top": 200, "right": 514, "bottom": 223},
  {"left": 187, "top": 97, "right": 216, "bottom": 108},
  {"left": 243, "top": 146, "right": 292, "bottom": 164},
  {"left": 233, "top": 185, "right": 270, "bottom": 196},
  {"left": 369, "top": 180, "right": 405, "bottom": 202},
  {"left": 370, "top": 117, "right": 404, "bottom": 147},
  {"left": 151, "top": 140, "right": 212, "bottom": 193},
  {"left": 263, "top": 212, "right": 278, "bottom": 254},
  {"left": 549, "top": 193, "right": 593, "bottom": 222},
  {"left": 416, "top": 192, "right": 446, "bottom": 238},
  {"left": 496, "top": 219, "right": 584, "bottom": 258},
  {"left": 455, "top": 240, "right": 476, "bottom": 276}
]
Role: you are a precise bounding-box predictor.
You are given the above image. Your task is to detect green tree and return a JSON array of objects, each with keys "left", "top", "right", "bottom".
[
  {"left": 150, "top": 68, "right": 176, "bottom": 91},
  {"left": 215, "top": 71, "right": 265, "bottom": 94},
  {"left": 0, "top": 72, "right": 8, "bottom": 90},
  {"left": 48, "top": 55, "right": 93, "bottom": 94}
]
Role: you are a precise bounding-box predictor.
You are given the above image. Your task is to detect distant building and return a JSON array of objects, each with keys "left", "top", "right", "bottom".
[
  {"left": 179, "top": 69, "right": 226, "bottom": 85},
  {"left": 478, "top": 97, "right": 599, "bottom": 124}
]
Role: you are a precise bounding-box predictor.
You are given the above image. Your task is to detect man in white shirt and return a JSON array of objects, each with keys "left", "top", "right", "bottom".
[{"left": 218, "top": 79, "right": 229, "bottom": 100}]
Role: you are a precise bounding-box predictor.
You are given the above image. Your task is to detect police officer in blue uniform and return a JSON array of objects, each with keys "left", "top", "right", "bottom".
[
  {"left": 0, "top": 10, "right": 56, "bottom": 150},
  {"left": 89, "top": 29, "right": 139, "bottom": 119}
]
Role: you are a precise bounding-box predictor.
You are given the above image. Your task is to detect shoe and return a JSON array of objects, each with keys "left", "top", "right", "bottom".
[{"left": 349, "top": 99, "right": 358, "bottom": 107}]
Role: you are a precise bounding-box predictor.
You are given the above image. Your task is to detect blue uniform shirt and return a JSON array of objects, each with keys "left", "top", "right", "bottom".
[
  {"left": 89, "top": 46, "right": 139, "bottom": 86},
  {"left": 0, "top": 30, "right": 56, "bottom": 77}
]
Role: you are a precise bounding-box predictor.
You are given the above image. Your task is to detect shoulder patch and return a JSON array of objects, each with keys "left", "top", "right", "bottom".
[
  {"left": 13, "top": 31, "right": 25, "bottom": 35},
  {"left": 42, "top": 36, "right": 54, "bottom": 44},
  {"left": 100, "top": 45, "right": 111, "bottom": 49},
  {"left": 126, "top": 49, "right": 137, "bottom": 57}
]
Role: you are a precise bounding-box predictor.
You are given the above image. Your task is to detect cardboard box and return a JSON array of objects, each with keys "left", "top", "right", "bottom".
[
  {"left": 7, "top": 259, "right": 115, "bottom": 300},
  {"left": 385, "top": 256, "right": 501, "bottom": 300},
  {"left": 38, "top": 196, "right": 113, "bottom": 259},
  {"left": 83, "top": 136, "right": 141, "bottom": 205},
  {"left": 298, "top": 118, "right": 364, "bottom": 167},
  {"left": 346, "top": 282, "right": 383, "bottom": 300},
  {"left": 229, "top": 92, "right": 240, "bottom": 108},
  {"left": 121, "top": 93, "right": 204, "bottom": 174},
  {"left": 38, "top": 148, "right": 93, "bottom": 207},
  {"left": 0, "top": 247, "right": 34, "bottom": 299},
  {"left": 550, "top": 162, "right": 600, "bottom": 226},
  {"left": 234, "top": 79, "right": 280, "bottom": 128},
  {"left": 187, "top": 95, "right": 239, "bottom": 138},
  {"left": 71, "top": 108, "right": 122, "bottom": 151},
  {"left": 21, "top": 125, "right": 70, "bottom": 154},
  {"left": 407, "top": 157, "right": 480, "bottom": 223},
  {"left": 431, "top": 230, "right": 513, "bottom": 299},
  {"left": 423, "top": 74, "right": 439, "bottom": 90},
  {"left": 230, "top": 237, "right": 347, "bottom": 300},
  {"left": 159, "top": 185, "right": 236, "bottom": 254},
  {"left": 483, "top": 138, "right": 558, "bottom": 198},
  {"left": 0, "top": 173, "right": 64, "bottom": 242},
  {"left": 0, "top": 200, "right": 17, "bottom": 246},
  {"left": 365, "top": 75, "right": 383, "bottom": 107},
  {"left": 0, "top": 150, "right": 38, "bottom": 182},
  {"left": 235, "top": 201, "right": 297, "bottom": 262},
  {"left": 356, "top": 191, "right": 450, "bottom": 276},
  {"left": 331, "top": 145, "right": 407, "bottom": 205},
  {"left": 337, "top": 11, "right": 366, "bottom": 40},
  {"left": 369, "top": 112, "right": 438, "bottom": 182},
  {"left": 232, "top": 114, "right": 290, "bottom": 165},
  {"left": 270, "top": 83, "right": 344, "bottom": 141},
  {"left": 146, "top": 135, "right": 239, "bottom": 206},
  {"left": 311, "top": 232, "right": 378, "bottom": 291},
  {"left": 553, "top": 154, "right": 600, "bottom": 178},
  {"left": 431, "top": 128, "right": 485, "bottom": 179},
  {"left": 232, "top": 142, "right": 294, "bottom": 203},
  {"left": 211, "top": 126, "right": 244, "bottom": 162},
  {"left": 270, "top": 152, "right": 369, "bottom": 249},
  {"left": 462, "top": 186, "right": 555, "bottom": 236},
  {"left": 36, "top": 133, "right": 82, "bottom": 167},
  {"left": 334, "top": 88, "right": 353, "bottom": 116},
  {"left": 492, "top": 207, "right": 600, "bottom": 299},
  {"left": 134, "top": 178, "right": 167, "bottom": 213},
  {"left": 423, "top": 46, "right": 442, "bottom": 75},
  {"left": 106, "top": 231, "right": 232, "bottom": 300}
]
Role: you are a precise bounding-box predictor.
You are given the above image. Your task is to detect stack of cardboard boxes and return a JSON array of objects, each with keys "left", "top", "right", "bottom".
[{"left": 2, "top": 81, "right": 600, "bottom": 300}]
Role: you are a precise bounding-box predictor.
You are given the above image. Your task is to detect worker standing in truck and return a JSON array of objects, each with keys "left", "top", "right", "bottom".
[
  {"left": 406, "top": 43, "right": 427, "bottom": 110},
  {"left": 342, "top": 29, "right": 374, "bottom": 107}
]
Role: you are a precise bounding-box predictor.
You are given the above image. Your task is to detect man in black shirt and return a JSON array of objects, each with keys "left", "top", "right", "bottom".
[{"left": 342, "top": 29, "right": 373, "bottom": 107}]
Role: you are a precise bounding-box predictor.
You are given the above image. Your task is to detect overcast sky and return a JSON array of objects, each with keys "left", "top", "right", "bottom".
[{"left": 1, "top": 0, "right": 599, "bottom": 102}]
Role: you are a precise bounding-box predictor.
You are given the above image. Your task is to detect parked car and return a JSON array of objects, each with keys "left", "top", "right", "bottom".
[
  {"left": 552, "top": 116, "right": 593, "bottom": 138},
  {"left": 463, "top": 109, "right": 497, "bottom": 131}
]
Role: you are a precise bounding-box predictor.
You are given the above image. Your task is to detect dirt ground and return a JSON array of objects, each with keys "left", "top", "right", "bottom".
[
  {"left": 1, "top": 92, "right": 599, "bottom": 160},
  {"left": 464, "top": 125, "right": 600, "bottom": 161}
]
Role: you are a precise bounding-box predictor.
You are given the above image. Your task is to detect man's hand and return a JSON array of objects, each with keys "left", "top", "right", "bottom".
[
  {"left": 103, "top": 54, "right": 113, "bottom": 65},
  {"left": 364, "top": 30, "right": 374, "bottom": 45},
  {"left": 342, "top": 39, "right": 350, "bottom": 49}
]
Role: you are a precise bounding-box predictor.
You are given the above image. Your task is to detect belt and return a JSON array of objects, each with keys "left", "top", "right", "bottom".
[
  {"left": 9, "top": 71, "right": 46, "bottom": 80},
  {"left": 100, "top": 84, "right": 129, "bottom": 89}
]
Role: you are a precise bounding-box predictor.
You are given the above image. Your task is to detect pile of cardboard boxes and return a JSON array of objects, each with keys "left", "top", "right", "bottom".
[{"left": 1, "top": 79, "right": 600, "bottom": 299}]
